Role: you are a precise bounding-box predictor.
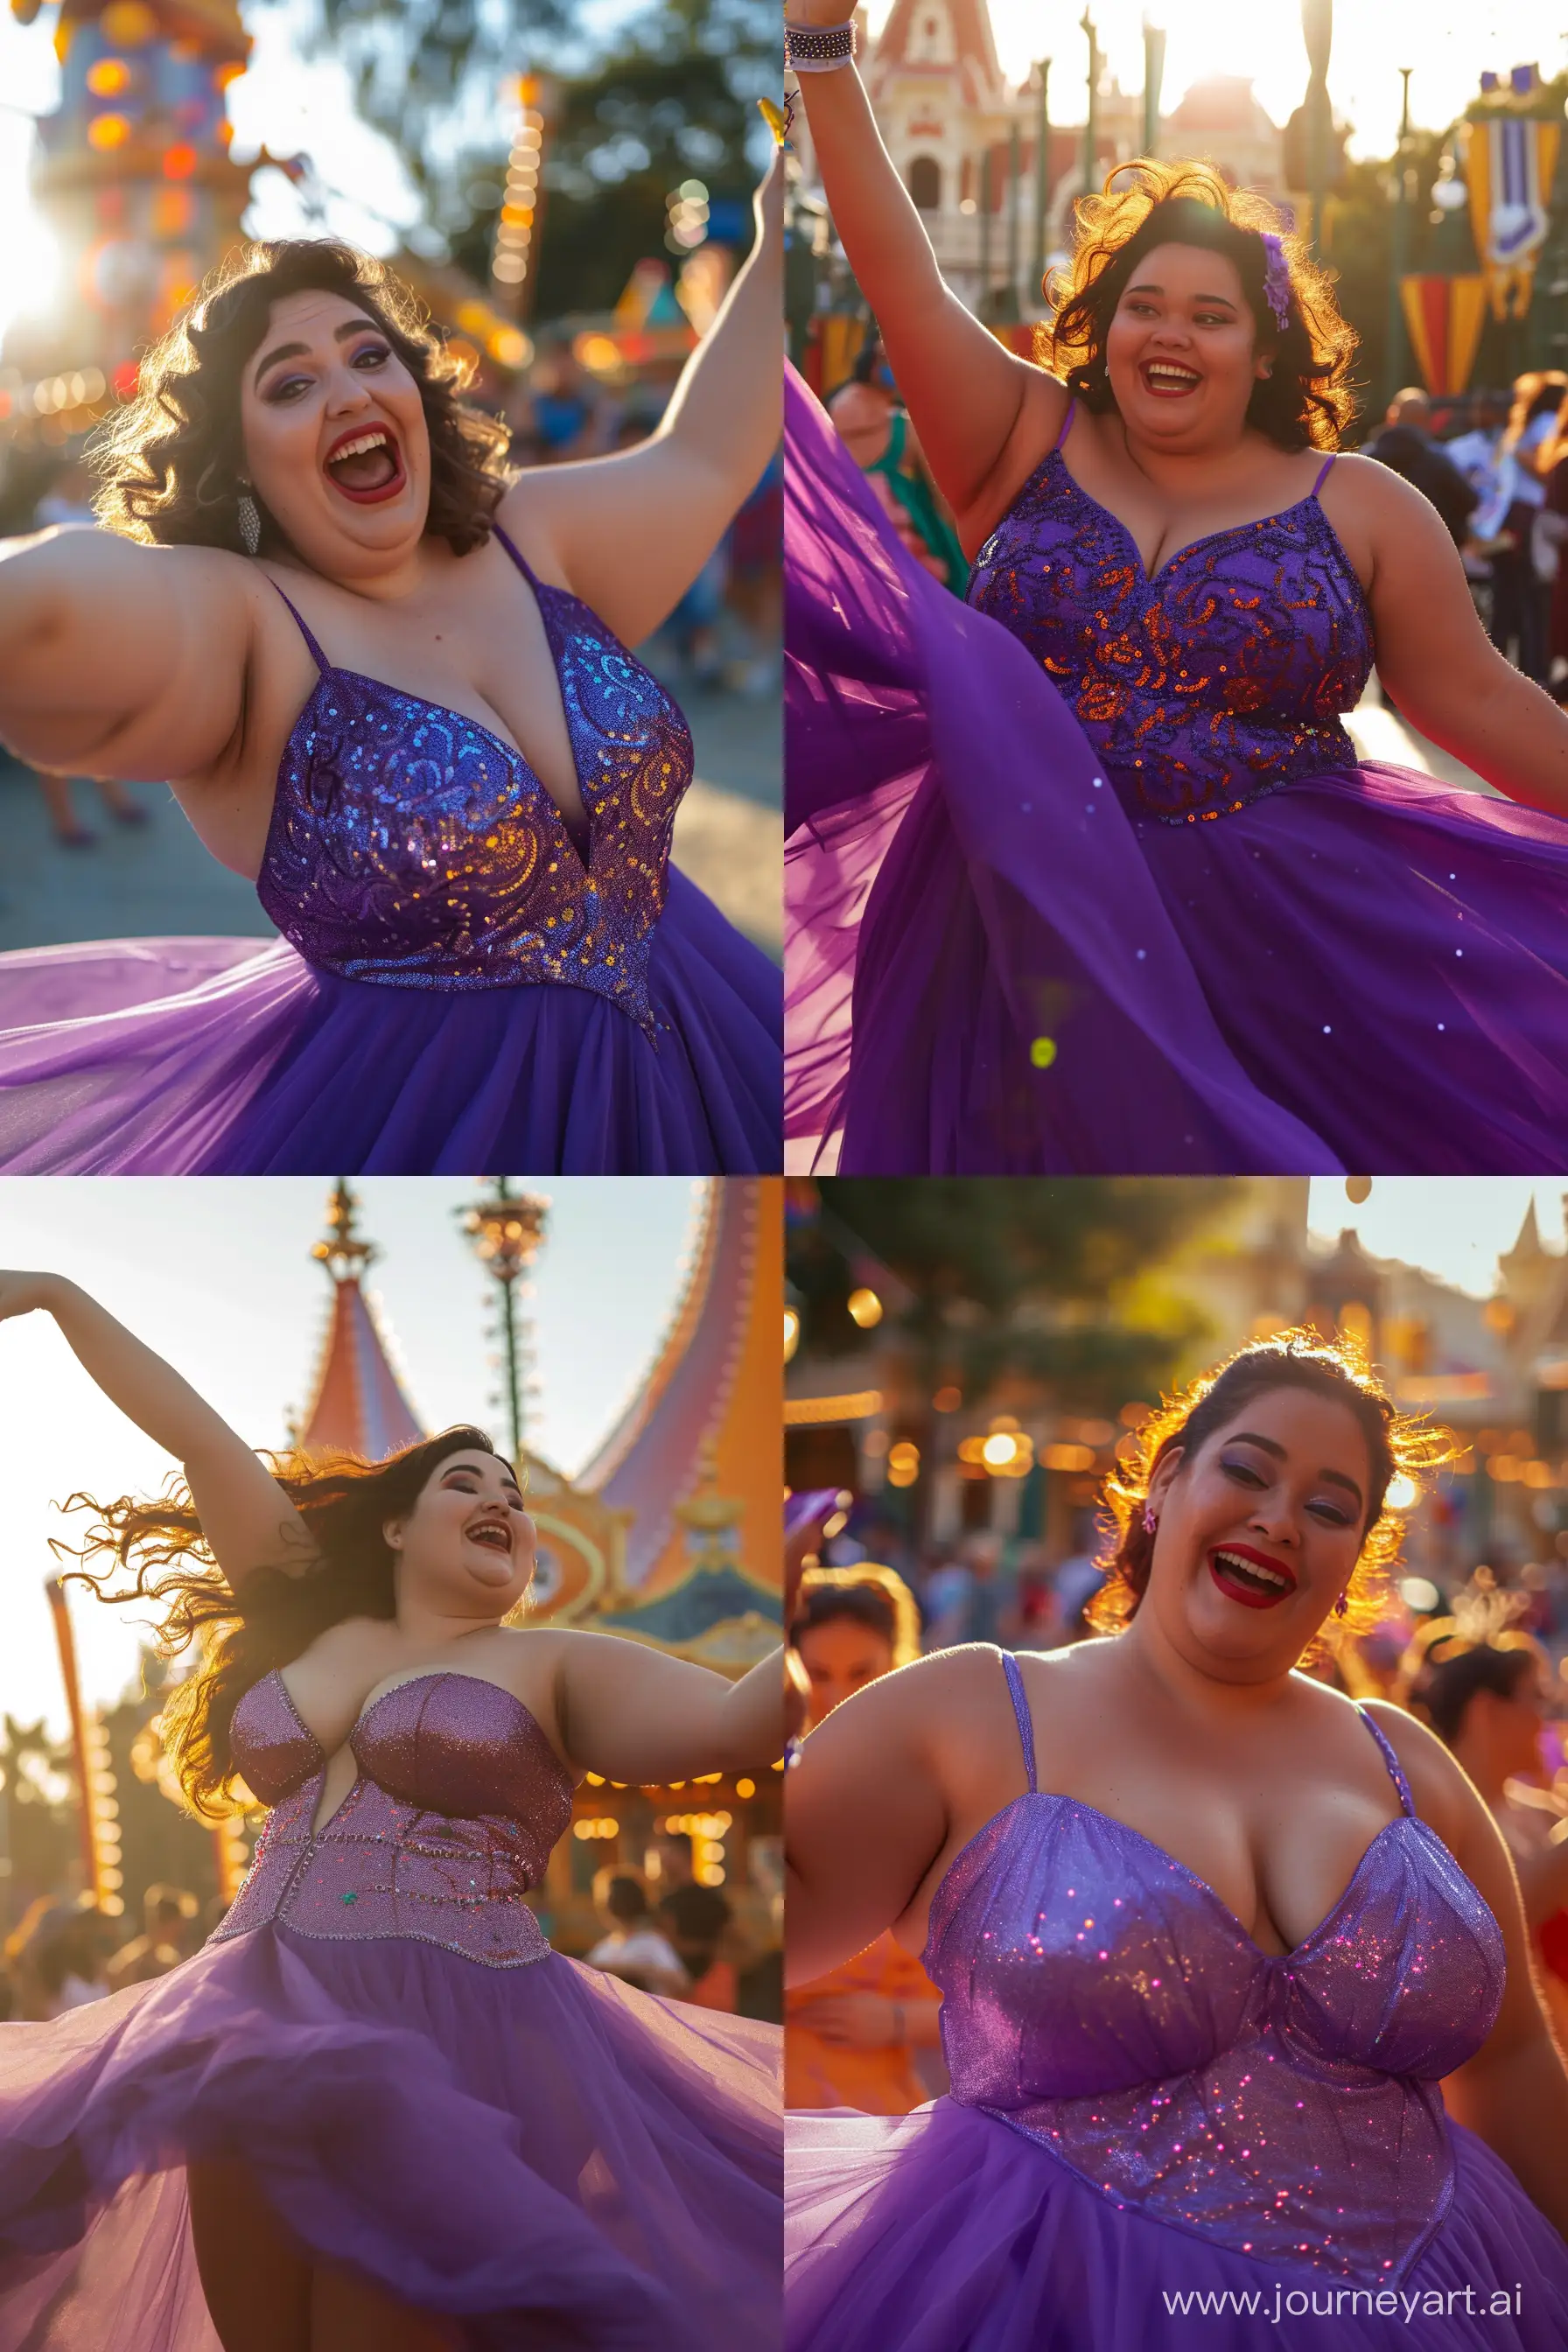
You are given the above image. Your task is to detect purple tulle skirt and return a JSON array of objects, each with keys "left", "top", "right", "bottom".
[
  {"left": 785, "top": 2097, "right": 1568, "bottom": 2348},
  {"left": 0, "top": 872, "right": 780, "bottom": 1174},
  {"left": 784, "top": 369, "right": 1568, "bottom": 1173},
  {"left": 0, "top": 1923, "right": 781, "bottom": 2350}
]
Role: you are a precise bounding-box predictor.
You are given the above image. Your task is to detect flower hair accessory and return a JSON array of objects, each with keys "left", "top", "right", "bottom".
[{"left": 1260, "top": 232, "right": 1292, "bottom": 333}]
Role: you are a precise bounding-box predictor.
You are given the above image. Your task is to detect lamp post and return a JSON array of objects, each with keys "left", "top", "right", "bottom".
[
  {"left": 1003, "top": 121, "right": 1023, "bottom": 323},
  {"left": 1142, "top": 19, "right": 1166, "bottom": 161},
  {"left": 980, "top": 144, "right": 994, "bottom": 314},
  {"left": 1386, "top": 66, "right": 1413, "bottom": 408},
  {"left": 1033, "top": 59, "right": 1053, "bottom": 299},
  {"left": 458, "top": 1180, "right": 550, "bottom": 1473},
  {"left": 1082, "top": 12, "right": 1100, "bottom": 206},
  {"left": 1300, "top": 0, "right": 1333, "bottom": 257}
]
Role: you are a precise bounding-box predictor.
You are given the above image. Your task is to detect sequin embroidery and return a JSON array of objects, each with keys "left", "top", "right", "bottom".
[
  {"left": 214, "top": 1670, "right": 573, "bottom": 1969},
  {"left": 922, "top": 1656, "right": 1505, "bottom": 2282},
  {"left": 256, "top": 526, "right": 692, "bottom": 1038},
  {"left": 967, "top": 449, "right": 1374, "bottom": 827}
]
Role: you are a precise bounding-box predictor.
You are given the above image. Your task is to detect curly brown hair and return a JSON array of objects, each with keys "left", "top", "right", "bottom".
[
  {"left": 1046, "top": 159, "right": 1361, "bottom": 452},
  {"left": 58, "top": 1425, "right": 514, "bottom": 1822},
  {"left": 1088, "top": 1330, "right": 1453, "bottom": 1648},
  {"left": 90, "top": 240, "right": 514, "bottom": 559}
]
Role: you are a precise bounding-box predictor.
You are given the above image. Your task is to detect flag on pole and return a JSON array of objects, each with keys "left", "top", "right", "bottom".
[{"left": 1398, "top": 275, "right": 1488, "bottom": 395}]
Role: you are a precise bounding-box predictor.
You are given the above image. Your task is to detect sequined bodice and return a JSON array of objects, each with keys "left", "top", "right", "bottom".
[
  {"left": 966, "top": 430, "right": 1375, "bottom": 827},
  {"left": 256, "top": 526, "right": 692, "bottom": 1037},
  {"left": 925, "top": 1656, "right": 1504, "bottom": 2282},
  {"left": 213, "top": 1669, "right": 574, "bottom": 1967}
]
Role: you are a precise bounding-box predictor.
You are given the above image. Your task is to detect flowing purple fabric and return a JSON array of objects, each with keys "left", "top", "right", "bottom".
[
  {"left": 0, "top": 1671, "right": 781, "bottom": 2350},
  {"left": 784, "top": 1654, "right": 1568, "bottom": 2348},
  {"left": 0, "top": 528, "right": 780, "bottom": 1174},
  {"left": 783, "top": 365, "right": 1568, "bottom": 1172}
]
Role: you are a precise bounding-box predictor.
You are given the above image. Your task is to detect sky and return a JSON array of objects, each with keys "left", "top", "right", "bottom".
[
  {"left": 869, "top": 0, "right": 1568, "bottom": 163},
  {"left": 0, "top": 1178, "right": 703, "bottom": 1732},
  {"left": 1306, "top": 1177, "right": 1566, "bottom": 1299},
  {"left": 0, "top": 0, "right": 653, "bottom": 348}
]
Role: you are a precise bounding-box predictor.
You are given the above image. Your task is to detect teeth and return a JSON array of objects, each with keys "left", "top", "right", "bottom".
[
  {"left": 1146, "top": 366, "right": 1198, "bottom": 385},
  {"left": 330, "top": 430, "right": 390, "bottom": 461},
  {"left": 1214, "top": 1550, "right": 1291, "bottom": 1592}
]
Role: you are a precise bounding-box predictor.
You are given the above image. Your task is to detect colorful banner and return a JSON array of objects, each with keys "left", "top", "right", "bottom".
[
  {"left": 1398, "top": 274, "right": 1488, "bottom": 396},
  {"left": 1461, "top": 103, "right": 1562, "bottom": 322}
]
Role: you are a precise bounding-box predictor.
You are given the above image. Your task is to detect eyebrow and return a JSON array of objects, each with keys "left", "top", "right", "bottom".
[
  {"left": 252, "top": 316, "right": 382, "bottom": 388},
  {"left": 1126, "top": 279, "right": 1238, "bottom": 309},
  {"left": 1226, "top": 1429, "right": 1364, "bottom": 1505}
]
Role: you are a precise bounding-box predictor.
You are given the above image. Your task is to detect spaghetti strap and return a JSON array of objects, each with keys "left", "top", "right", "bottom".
[
  {"left": 490, "top": 519, "right": 542, "bottom": 587},
  {"left": 1355, "top": 1704, "right": 1416, "bottom": 1816},
  {"left": 262, "top": 577, "right": 331, "bottom": 676},
  {"left": 1311, "top": 452, "right": 1336, "bottom": 498},
  {"left": 1000, "top": 1653, "right": 1038, "bottom": 1793},
  {"left": 1050, "top": 397, "right": 1076, "bottom": 454}
]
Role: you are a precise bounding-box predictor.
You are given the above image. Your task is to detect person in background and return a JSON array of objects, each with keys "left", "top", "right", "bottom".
[
  {"left": 829, "top": 332, "right": 970, "bottom": 592},
  {"left": 1490, "top": 371, "right": 1568, "bottom": 682},
  {"left": 657, "top": 1881, "right": 740, "bottom": 2011},
  {"left": 18, "top": 1900, "right": 113, "bottom": 2020},
  {"left": 1400, "top": 1602, "right": 1568, "bottom": 2048},
  {"left": 648, "top": 1826, "right": 696, "bottom": 1894},
  {"left": 106, "top": 1883, "right": 199, "bottom": 1991},
  {"left": 584, "top": 1868, "right": 688, "bottom": 1997},
  {"left": 1537, "top": 390, "right": 1568, "bottom": 702},
  {"left": 787, "top": 1565, "right": 945, "bottom": 2115},
  {"left": 1364, "top": 386, "right": 1478, "bottom": 549}
]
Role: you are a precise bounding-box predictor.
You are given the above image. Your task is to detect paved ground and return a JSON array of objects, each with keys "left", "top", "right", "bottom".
[{"left": 0, "top": 627, "right": 783, "bottom": 961}]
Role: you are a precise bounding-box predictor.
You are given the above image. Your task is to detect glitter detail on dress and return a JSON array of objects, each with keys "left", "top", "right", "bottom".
[
  {"left": 256, "top": 525, "right": 692, "bottom": 1038},
  {"left": 920, "top": 1654, "right": 1505, "bottom": 2285},
  {"left": 966, "top": 416, "right": 1373, "bottom": 828},
  {"left": 216, "top": 1670, "right": 573, "bottom": 1968}
]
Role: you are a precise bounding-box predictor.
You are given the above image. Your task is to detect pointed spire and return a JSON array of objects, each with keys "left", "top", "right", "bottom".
[{"left": 298, "top": 1181, "right": 423, "bottom": 1461}]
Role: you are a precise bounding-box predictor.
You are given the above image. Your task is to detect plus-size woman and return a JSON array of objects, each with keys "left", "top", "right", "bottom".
[
  {"left": 783, "top": 15, "right": 1568, "bottom": 1172},
  {"left": 0, "top": 1272, "right": 782, "bottom": 2352},
  {"left": 0, "top": 159, "right": 781, "bottom": 1175},
  {"left": 785, "top": 1334, "right": 1568, "bottom": 2348}
]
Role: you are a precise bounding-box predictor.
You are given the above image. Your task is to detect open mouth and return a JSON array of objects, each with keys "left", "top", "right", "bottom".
[
  {"left": 466, "top": 1512, "right": 514, "bottom": 1560},
  {"left": 323, "top": 424, "right": 407, "bottom": 504},
  {"left": 1208, "top": 1545, "right": 1298, "bottom": 1610},
  {"left": 1139, "top": 359, "right": 1201, "bottom": 399}
]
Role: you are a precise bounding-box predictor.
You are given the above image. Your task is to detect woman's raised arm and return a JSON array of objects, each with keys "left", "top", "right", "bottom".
[
  {"left": 786, "top": 10, "right": 1060, "bottom": 531},
  {"left": 0, "top": 1274, "right": 312, "bottom": 1588},
  {"left": 501, "top": 153, "right": 784, "bottom": 648},
  {"left": 0, "top": 531, "right": 255, "bottom": 787}
]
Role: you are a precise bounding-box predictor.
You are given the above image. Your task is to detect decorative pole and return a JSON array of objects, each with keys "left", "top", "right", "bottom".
[
  {"left": 1082, "top": 12, "right": 1100, "bottom": 206},
  {"left": 979, "top": 145, "right": 994, "bottom": 315},
  {"left": 458, "top": 1180, "right": 550, "bottom": 1473},
  {"left": 1386, "top": 66, "right": 1413, "bottom": 406},
  {"left": 1033, "top": 58, "right": 1052, "bottom": 296},
  {"left": 1301, "top": 0, "right": 1334, "bottom": 257},
  {"left": 1142, "top": 18, "right": 1166, "bottom": 160},
  {"left": 1004, "top": 121, "right": 1023, "bottom": 321},
  {"left": 44, "top": 1579, "right": 122, "bottom": 1914},
  {"left": 494, "top": 72, "right": 555, "bottom": 320}
]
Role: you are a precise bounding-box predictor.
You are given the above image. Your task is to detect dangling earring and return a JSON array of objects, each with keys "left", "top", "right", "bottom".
[
  {"left": 1334, "top": 1590, "right": 1349, "bottom": 1618},
  {"left": 235, "top": 480, "right": 262, "bottom": 556},
  {"left": 1142, "top": 1504, "right": 1158, "bottom": 1536}
]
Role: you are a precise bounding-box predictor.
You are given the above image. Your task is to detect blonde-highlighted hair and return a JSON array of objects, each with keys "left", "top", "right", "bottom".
[
  {"left": 1046, "top": 158, "right": 1360, "bottom": 452},
  {"left": 793, "top": 1562, "right": 921, "bottom": 1670},
  {"left": 1090, "top": 1329, "right": 1453, "bottom": 1648}
]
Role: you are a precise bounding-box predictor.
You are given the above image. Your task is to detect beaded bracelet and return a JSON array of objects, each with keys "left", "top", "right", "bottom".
[{"left": 784, "top": 18, "right": 858, "bottom": 74}]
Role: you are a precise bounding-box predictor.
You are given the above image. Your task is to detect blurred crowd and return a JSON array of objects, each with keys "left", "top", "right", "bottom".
[
  {"left": 0, "top": 1881, "right": 214, "bottom": 2023},
  {"left": 580, "top": 1826, "right": 782, "bottom": 2022},
  {"left": 785, "top": 1502, "right": 1568, "bottom": 2105},
  {"left": 1364, "top": 371, "right": 1568, "bottom": 700}
]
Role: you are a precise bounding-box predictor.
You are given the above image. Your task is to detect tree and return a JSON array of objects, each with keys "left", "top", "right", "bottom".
[
  {"left": 788, "top": 1178, "right": 1234, "bottom": 1416},
  {"left": 312, "top": 0, "right": 773, "bottom": 314}
]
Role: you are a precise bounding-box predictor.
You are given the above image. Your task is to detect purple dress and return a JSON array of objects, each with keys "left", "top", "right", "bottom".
[
  {"left": 0, "top": 527, "right": 780, "bottom": 1173},
  {"left": 0, "top": 1670, "right": 782, "bottom": 2349},
  {"left": 784, "top": 1653, "right": 1568, "bottom": 2348},
  {"left": 784, "top": 367, "right": 1568, "bottom": 1170}
]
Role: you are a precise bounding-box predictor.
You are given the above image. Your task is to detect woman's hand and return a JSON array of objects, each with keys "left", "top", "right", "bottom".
[{"left": 0, "top": 1270, "right": 73, "bottom": 1323}]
